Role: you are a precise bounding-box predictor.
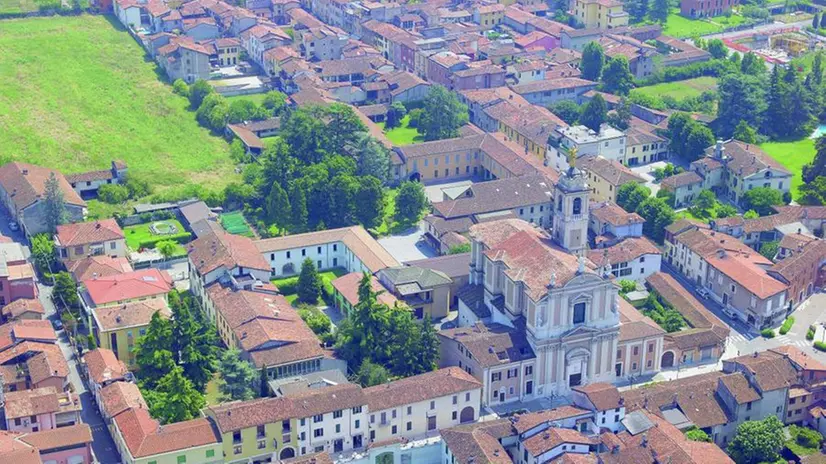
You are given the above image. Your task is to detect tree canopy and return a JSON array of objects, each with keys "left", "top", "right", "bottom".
[
  {"left": 580, "top": 94, "right": 607, "bottom": 132},
  {"left": 581, "top": 42, "right": 605, "bottom": 81},
  {"left": 418, "top": 86, "right": 469, "bottom": 141},
  {"left": 601, "top": 56, "right": 634, "bottom": 96},
  {"left": 727, "top": 416, "right": 784, "bottom": 464}
]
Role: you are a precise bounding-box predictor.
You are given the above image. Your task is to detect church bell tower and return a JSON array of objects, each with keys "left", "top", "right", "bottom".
[{"left": 552, "top": 148, "right": 589, "bottom": 256}]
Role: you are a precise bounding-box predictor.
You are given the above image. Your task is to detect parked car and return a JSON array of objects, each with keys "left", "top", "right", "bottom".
[
  {"left": 722, "top": 307, "right": 738, "bottom": 319},
  {"left": 51, "top": 318, "right": 64, "bottom": 331},
  {"left": 8, "top": 221, "right": 18, "bottom": 231},
  {"left": 695, "top": 287, "right": 710, "bottom": 299}
]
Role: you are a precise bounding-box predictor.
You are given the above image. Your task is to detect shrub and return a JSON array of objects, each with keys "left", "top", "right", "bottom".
[
  {"left": 273, "top": 277, "right": 299, "bottom": 295},
  {"left": 98, "top": 184, "right": 130, "bottom": 204},
  {"left": 779, "top": 317, "right": 795, "bottom": 335},
  {"left": 618, "top": 279, "right": 637, "bottom": 295},
  {"left": 791, "top": 425, "right": 823, "bottom": 449},
  {"left": 136, "top": 231, "right": 192, "bottom": 249},
  {"left": 761, "top": 328, "right": 775, "bottom": 338},
  {"left": 816, "top": 341, "right": 826, "bottom": 352},
  {"left": 807, "top": 325, "right": 816, "bottom": 341},
  {"left": 685, "top": 427, "right": 711, "bottom": 442}
]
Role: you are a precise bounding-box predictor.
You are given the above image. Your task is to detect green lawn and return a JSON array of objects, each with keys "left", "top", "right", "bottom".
[
  {"left": 0, "top": 15, "right": 237, "bottom": 193},
  {"left": 123, "top": 219, "right": 188, "bottom": 253},
  {"left": 632, "top": 77, "right": 718, "bottom": 101},
  {"left": 373, "top": 188, "right": 399, "bottom": 236},
  {"left": 204, "top": 373, "right": 222, "bottom": 405},
  {"left": 224, "top": 93, "right": 268, "bottom": 106},
  {"left": 760, "top": 137, "right": 816, "bottom": 200},
  {"left": 220, "top": 211, "right": 254, "bottom": 237},
  {"left": 271, "top": 268, "right": 348, "bottom": 306},
  {"left": 378, "top": 115, "right": 423, "bottom": 146},
  {"left": 662, "top": 9, "right": 746, "bottom": 38},
  {"left": 0, "top": 0, "right": 61, "bottom": 14}
]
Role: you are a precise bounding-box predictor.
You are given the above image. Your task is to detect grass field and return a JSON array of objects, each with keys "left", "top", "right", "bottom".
[
  {"left": 632, "top": 77, "right": 718, "bottom": 101},
  {"left": 0, "top": 0, "right": 64, "bottom": 14},
  {"left": 220, "top": 211, "right": 254, "bottom": 237},
  {"left": 123, "top": 219, "right": 188, "bottom": 252},
  {"left": 378, "top": 115, "right": 422, "bottom": 146},
  {"left": 662, "top": 9, "right": 746, "bottom": 38},
  {"left": 760, "top": 137, "right": 816, "bottom": 200},
  {"left": 271, "top": 268, "right": 348, "bottom": 306},
  {"left": 0, "top": 15, "right": 237, "bottom": 192},
  {"left": 224, "top": 93, "right": 268, "bottom": 105}
]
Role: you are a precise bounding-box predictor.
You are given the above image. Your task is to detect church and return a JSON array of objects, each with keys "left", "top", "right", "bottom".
[{"left": 438, "top": 163, "right": 665, "bottom": 406}]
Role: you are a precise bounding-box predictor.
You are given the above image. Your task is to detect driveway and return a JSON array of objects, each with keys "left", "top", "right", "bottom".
[
  {"left": 630, "top": 161, "right": 667, "bottom": 197},
  {"left": 378, "top": 222, "right": 437, "bottom": 263}
]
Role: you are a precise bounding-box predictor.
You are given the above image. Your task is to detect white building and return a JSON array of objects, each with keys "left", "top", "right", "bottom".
[
  {"left": 589, "top": 236, "right": 662, "bottom": 283},
  {"left": 292, "top": 384, "right": 369, "bottom": 455},
  {"left": 548, "top": 124, "right": 627, "bottom": 171}
]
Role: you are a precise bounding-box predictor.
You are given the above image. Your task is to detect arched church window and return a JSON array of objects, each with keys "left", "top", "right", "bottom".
[
  {"left": 573, "top": 302, "right": 586, "bottom": 325},
  {"left": 572, "top": 197, "right": 582, "bottom": 215}
]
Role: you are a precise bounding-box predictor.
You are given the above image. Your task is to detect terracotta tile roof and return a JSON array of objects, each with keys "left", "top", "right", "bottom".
[
  {"left": 645, "top": 272, "right": 729, "bottom": 344},
  {"left": 93, "top": 299, "right": 170, "bottom": 332},
  {"left": 771, "top": 345, "right": 826, "bottom": 371},
  {"left": 18, "top": 424, "right": 92, "bottom": 451},
  {"left": 189, "top": 231, "right": 270, "bottom": 276},
  {"left": 100, "top": 381, "right": 147, "bottom": 419},
  {"left": 82, "top": 269, "right": 172, "bottom": 306},
  {"left": 11, "top": 320, "right": 56, "bottom": 343},
  {"left": 1, "top": 299, "right": 44, "bottom": 320},
  {"left": 673, "top": 228, "right": 757, "bottom": 259},
  {"left": 282, "top": 452, "right": 335, "bottom": 464},
  {"left": 726, "top": 350, "right": 799, "bottom": 392},
  {"left": 432, "top": 175, "right": 554, "bottom": 219},
  {"left": 589, "top": 236, "right": 659, "bottom": 267},
  {"left": 441, "top": 420, "right": 513, "bottom": 464},
  {"left": 0, "top": 431, "right": 40, "bottom": 464},
  {"left": 572, "top": 383, "right": 622, "bottom": 411},
  {"left": 718, "top": 374, "right": 760, "bottom": 404},
  {"left": 286, "top": 383, "right": 367, "bottom": 418},
  {"left": 660, "top": 171, "right": 703, "bottom": 190},
  {"left": 208, "top": 396, "right": 294, "bottom": 433},
  {"left": 255, "top": 226, "right": 399, "bottom": 273},
  {"left": 523, "top": 427, "right": 594, "bottom": 456},
  {"left": 511, "top": 405, "right": 592, "bottom": 434},
  {"left": 26, "top": 350, "right": 69, "bottom": 385},
  {"left": 704, "top": 140, "right": 791, "bottom": 178},
  {"left": 364, "top": 367, "right": 481, "bottom": 411},
  {"left": 579, "top": 155, "right": 645, "bottom": 187},
  {"left": 510, "top": 77, "right": 596, "bottom": 95},
  {"left": 67, "top": 255, "right": 132, "bottom": 282},
  {"left": 468, "top": 218, "right": 538, "bottom": 249},
  {"left": 706, "top": 250, "right": 787, "bottom": 299},
  {"left": 0, "top": 162, "right": 85, "bottom": 210},
  {"left": 778, "top": 232, "right": 816, "bottom": 252},
  {"left": 590, "top": 202, "right": 644, "bottom": 227},
  {"left": 439, "top": 322, "right": 534, "bottom": 368},
  {"left": 774, "top": 205, "right": 826, "bottom": 220},
  {"left": 0, "top": 341, "right": 60, "bottom": 366},
  {"left": 331, "top": 272, "right": 397, "bottom": 307},
  {"left": 114, "top": 408, "right": 220, "bottom": 458},
  {"left": 4, "top": 387, "right": 61, "bottom": 419},
  {"left": 617, "top": 298, "right": 665, "bottom": 341},
  {"left": 83, "top": 348, "right": 128, "bottom": 385},
  {"left": 484, "top": 102, "right": 566, "bottom": 148}
]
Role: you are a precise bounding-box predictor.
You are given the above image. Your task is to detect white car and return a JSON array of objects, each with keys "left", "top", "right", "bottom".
[
  {"left": 722, "top": 307, "right": 738, "bottom": 319},
  {"left": 695, "top": 287, "right": 710, "bottom": 299}
]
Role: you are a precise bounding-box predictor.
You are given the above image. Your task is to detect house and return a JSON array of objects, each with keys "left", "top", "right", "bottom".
[
  {"left": 625, "top": 125, "right": 668, "bottom": 164},
  {"left": 661, "top": 171, "right": 704, "bottom": 207},
  {"left": 364, "top": 367, "right": 482, "bottom": 443},
  {"left": 65, "top": 160, "right": 128, "bottom": 198},
  {"left": 17, "top": 424, "right": 94, "bottom": 464},
  {"left": 589, "top": 201, "right": 645, "bottom": 247},
  {"left": 508, "top": 60, "right": 546, "bottom": 84},
  {"left": 256, "top": 225, "right": 400, "bottom": 278},
  {"left": 286, "top": 383, "right": 369, "bottom": 455},
  {"left": 767, "top": 239, "right": 826, "bottom": 309},
  {"left": 0, "top": 242, "right": 38, "bottom": 305},
  {"left": 91, "top": 299, "right": 171, "bottom": 368},
  {"left": 3, "top": 387, "right": 81, "bottom": 433},
  {"left": 509, "top": 77, "right": 598, "bottom": 106},
  {"left": 331, "top": 272, "right": 399, "bottom": 316},
  {"left": 473, "top": 3, "right": 505, "bottom": 27},
  {"left": 182, "top": 17, "right": 221, "bottom": 40},
  {"left": 99, "top": 381, "right": 147, "bottom": 429},
  {"left": 574, "top": 0, "right": 629, "bottom": 29},
  {"left": 205, "top": 396, "right": 299, "bottom": 462},
  {"left": 451, "top": 64, "right": 507, "bottom": 91},
  {"left": 156, "top": 36, "right": 212, "bottom": 83},
  {"left": 548, "top": 124, "right": 627, "bottom": 170},
  {"left": 82, "top": 348, "right": 128, "bottom": 407},
  {"left": 681, "top": 0, "right": 739, "bottom": 17},
  {"left": 1, "top": 298, "right": 44, "bottom": 322},
  {"left": 599, "top": 33, "right": 657, "bottom": 79},
  {"left": 67, "top": 255, "right": 133, "bottom": 282},
  {"left": 55, "top": 219, "right": 126, "bottom": 263},
  {"left": 80, "top": 268, "right": 172, "bottom": 310},
  {"left": 376, "top": 266, "right": 453, "bottom": 319},
  {"left": 458, "top": 87, "right": 531, "bottom": 132},
  {"left": 407, "top": 253, "right": 471, "bottom": 309},
  {"left": 588, "top": 236, "right": 661, "bottom": 283},
  {"left": 381, "top": 70, "right": 430, "bottom": 103},
  {"left": 0, "top": 163, "right": 86, "bottom": 237},
  {"left": 578, "top": 155, "right": 646, "bottom": 203},
  {"left": 570, "top": 383, "right": 625, "bottom": 432},
  {"left": 298, "top": 26, "right": 348, "bottom": 61},
  {"left": 514, "top": 31, "right": 558, "bottom": 52},
  {"left": 615, "top": 298, "right": 666, "bottom": 379},
  {"left": 111, "top": 408, "right": 223, "bottom": 464},
  {"left": 205, "top": 37, "right": 241, "bottom": 66},
  {"left": 485, "top": 103, "right": 566, "bottom": 160}
]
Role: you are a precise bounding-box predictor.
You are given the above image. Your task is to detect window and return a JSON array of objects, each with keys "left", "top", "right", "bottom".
[
  {"left": 287, "top": 251, "right": 291, "bottom": 259},
  {"left": 392, "top": 409, "right": 397, "bottom": 419},
  {"left": 407, "top": 421, "right": 412, "bottom": 431},
  {"left": 452, "top": 411, "right": 457, "bottom": 420},
  {"left": 465, "top": 392, "right": 471, "bottom": 401},
  {"left": 257, "top": 425, "right": 266, "bottom": 438},
  {"left": 313, "top": 414, "right": 323, "bottom": 423},
  {"left": 573, "top": 302, "right": 586, "bottom": 325},
  {"left": 747, "top": 402, "right": 752, "bottom": 411},
  {"left": 333, "top": 410, "right": 343, "bottom": 419},
  {"left": 314, "top": 428, "right": 324, "bottom": 438},
  {"left": 572, "top": 197, "right": 582, "bottom": 215},
  {"left": 392, "top": 425, "right": 398, "bottom": 434},
  {"left": 336, "top": 424, "right": 341, "bottom": 433},
  {"left": 177, "top": 457, "right": 187, "bottom": 464},
  {"left": 633, "top": 346, "right": 639, "bottom": 356},
  {"left": 430, "top": 401, "right": 435, "bottom": 410},
  {"left": 491, "top": 372, "right": 501, "bottom": 382},
  {"left": 525, "top": 366, "right": 533, "bottom": 376},
  {"left": 302, "top": 249, "right": 306, "bottom": 257},
  {"left": 407, "top": 406, "right": 412, "bottom": 415},
  {"left": 352, "top": 406, "right": 362, "bottom": 414},
  {"left": 233, "top": 431, "right": 241, "bottom": 444},
  {"left": 333, "top": 244, "right": 338, "bottom": 252},
  {"left": 648, "top": 344, "right": 653, "bottom": 353},
  {"left": 206, "top": 450, "right": 215, "bottom": 458},
  {"left": 317, "top": 246, "right": 322, "bottom": 254},
  {"left": 453, "top": 395, "right": 458, "bottom": 405}
]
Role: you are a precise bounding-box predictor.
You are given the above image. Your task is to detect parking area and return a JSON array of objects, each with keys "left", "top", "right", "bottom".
[
  {"left": 630, "top": 161, "right": 668, "bottom": 197},
  {"left": 377, "top": 222, "right": 437, "bottom": 263}
]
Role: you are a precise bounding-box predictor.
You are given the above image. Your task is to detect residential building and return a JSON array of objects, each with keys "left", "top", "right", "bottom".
[
  {"left": 256, "top": 225, "right": 400, "bottom": 278},
  {"left": 206, "top": 37, "right": 242, "bottom": 66},
  {"left": 156, "top": 36, "right": 213, "bottom": 83},
  {"left": 91, "top": 299, "right": 171, "bottom": 367},
  {"left": 242, "top": 24, "right": 292, "bottom": 66},
  {"left": 588, "top": 201, "right": 645, "bottom": 247},
  {"left": 473, "top": 3, "right": 506, "bottom": 27},
  {"left": 3, "top": 387, "right": 81, "bottom": 433},
  {"left": 0, "top": 163, "right": 87, "bottom": 237},
  {"left": 661, "top": 171, "right": 705, "bottom": 207},
  {"left": 298, "top": 26, "right": 348, "bottom": 60},
  {"left": 588, "top": 236, "right": 661, "bottom": 283},
  {"left": 330, "top": 272, "right": 399, "bottom": 316},
  {"left": 67, "top": 255, "right": 133, "bottom": 282},
  {"left": 1, "top": 298, "right": 44, "bottom": 323},
  {"left": 598, "top": 33, "right": 656, "bottom": 79},
  {"left": 82, "top": 348, "right": 129, "bottom": 408},
  {"left": 55, "top": 219, "right": 126, "bottom": 263},
  {"left": 0, "top": 242, "right": 38, "bottom": 305},
  {"left": 288, "top": 383, "right": 368, "bottom": 455},
  {"left": 99, "top": 381, "right": 147, "bottom": 429},
  {"left": 681, "top": 0, "right": 739, "bottom": 17},
  {"left": 509, "top": 77, "right": 598, "bottom": 106},
  {"left": 767, "top": 238, "right": 826, "bottom": 309},
  {"left": 80, "top": 268, "right": 172, "bottom": 309},
  {"left": 570, "top": 382, "right": 625, "bottom": 432},
  {"left": 407, "top": 253, "right": 471, "bottom": 309},
  {"left": 365, "top": 367, "right": 482, "bottom": 443},
  {"left": 615, "top": 298, "right": 665, "bottom": 378},
  {"left": 183, "top": 17, "right": 221, "bottom": 40},
  {"left": 206, "top": 396, "right": 299, "bottom": 462},
  {"left": 458, "top": 87, "right": 530, "bottom": 132},
  {"left": 65, "top": 160, "right": 129, "bottom": 197},
  {"left": 548, "top": 124, "right": 627, "bottom": 171},
  {"left": 578, "top": 155, "right": 646, "bottom": 203},
  {"left": 16, "top": 424, "right": 94, "bottom": 464},
  {"left": 625, "top": 125, "right": 668, "bottom": 164},
  {"left": 376, "top": 266, "right": 453, "bottom": 319},
  {"left": 486, "top": 102, "right": 566, "bottom": 160}
]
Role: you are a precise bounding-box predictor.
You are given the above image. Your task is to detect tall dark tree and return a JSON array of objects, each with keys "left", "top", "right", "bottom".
[
  {"left": 395, "top": 181, "right": 429, "bottom": 224},
  {"left": 188, "top": 79, "right": 213, "bottom": 109},
  {"left": 134, "top": 312, "right": 175, "bottom": 389},
  {"left": 814, "top": 12, "right": 820, "bottom": 30},
  {"left": 804, "top": 137, "right": 826, "bottom": 183},
  {"left": 580, "top": 94, "right": 607, "bottom": 132},
  {"left": 601, "top": 56, "right": 634, "bottom": 96},
  {"left": 297, "top": 258, "right": 322, "bottom": 304},
  {"left": 733, "top": 120, "right": 758, "bottom": 144},
  {"left": 606, "top": 98, "right": 632, "bottom": 130},
  {"left": 170, "top": 293, "right": 217, "bottom": 392},
  {"left": 617, "top": 182, "right": 651, "bottom": 212},
  {"left": 740, "top": 52, "right": 766, "bottom": 76},
  {"left": 289, "top": 183, "right": 309, "bottom": 231},
  {"left": 354, "top": 176, "right": 385, "bottom": 229},
  {"left": 821, "top": 12, "right": 826, "bottom": 29},
  {"left": 353, "top": 133, "right": 391, "bottom": 183},
  {"left": 637, "top": 197, "right": 676, "bottom": 243},
  {"left": 217, "top": 348, "right": 258, "bottom": 401},
  {"left": 650, "top": 0, "right": 669, "bottom": 23},
  {"left": 418, "top": 85, "right": 469, "bottom": 141},
  {"left": 706, "top": 39, "right": 727, "bottom": 59},
  {"left": 265, "top": 182, "right": 291, "bottom": 229},
  {"left": 145, "top": 366, "right": 206, "bottom": 424},
  {"left": 44, "top": 173, "right": 66, "bottom": 233},
  {"left": 549, "top": 100, "right": 581, "bottom": 124},
  {"left": 581, "top": 42, "right": 605, "bottom": 81},
  {"left": 717, "top": 74, "right": 767, "bottom": 138}
]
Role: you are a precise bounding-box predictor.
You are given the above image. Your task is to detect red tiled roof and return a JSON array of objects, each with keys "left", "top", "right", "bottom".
[
  {"left": 1, "top": 299, "right": 44, "bottom": 320},
  {"left": 18, "top": 424, "right": 92, "bottom": 451},
  {"left": 83, "top": 348, "right": 128, "bottom": 385},
  {"left": 82, "top": 269, "right": 172, "bottom": 306},
  {"left": 56, "top": 219, "right": 124, "bottom": 247},
  {"left": 0, "top": 162, "right": 86, "bottom": 210},
  {"left": 331, "top": 272, "right": 397, "bottom": 307},
  {"left": 68, "top": 255, "right": 133, "bottom": 282},
  {"left": 188, "top": 231, "right": 270, "bottom": 276},
  {"left": 11, "top": 320, "right": 56, "bottom": 343},
  {"left": 364, "top": 367, "right": 482, "bottom": 411},
  {"left": 114, "top": 408, "right": 219, "bottom": 458},
  {"left": 100, "top": 381, "right": 147, "bottom": 419}
]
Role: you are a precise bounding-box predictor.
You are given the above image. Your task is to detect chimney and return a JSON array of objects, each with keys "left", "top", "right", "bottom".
[
  {"left": 716, "top": 249, "right": 725, "bottom": 259},
  {"left": 21, "top": 169, "right": 28, "bottom": 175},
  {"left": 96, "top": 223, "right": 101, "bottom": 229},
  {"left": 641, "top": 433, "right": 648, "bottom": 448}
]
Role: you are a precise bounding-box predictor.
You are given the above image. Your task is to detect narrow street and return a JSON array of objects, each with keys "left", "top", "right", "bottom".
[{"left": 38, "top": 282, "right": 122, "bottom": 463}]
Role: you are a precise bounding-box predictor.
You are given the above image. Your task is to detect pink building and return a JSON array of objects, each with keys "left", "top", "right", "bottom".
[
  {"left": 4, "top": 387, "right": 82, "bottom": 433},
  {"left": 680, "top": 0, "right": 739, "bottom": 18},
  {"left": 18, "top": 424, "right": 93, "bottom": 464},
  {"left": 0, "top": 242, "right": 37, "bottom": 306}
]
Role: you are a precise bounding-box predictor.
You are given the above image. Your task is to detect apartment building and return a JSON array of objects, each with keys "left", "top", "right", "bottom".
[
  {"left": 207, "top": 397, "right": 299, "bottom": 462},
  {"left": 55, "top": 219, "right": 126, "bottom": 263},
  {"left": 91, "top": 299, "right": 171, "bottom": 367},
  {"left": 548, "top": 124, "right": 627, "bottom": 171},
  {"left": 509, "top": 77, "right": 597, "bottom": 106},
  {"left": 589, "top": 236, "right": 661, "bottom": 283},
  {"left": 615, "top": 298, "right": 665, "bottom": 379},
  {"left": 588, "top": 201, "right": 645, "bottom": 247},
  {"left": 0, "top": 242, "right": 38, "bottom": 305},
  {"left": 574, "top": 0, "right": 629, "bottom": 29},
  {"left": 578, "top": 155, "right": 646, "bottom": 203},
  {"left": 4, "top": 387, "right": 81, "bottom": 433},
  {"left": 82, "top": 348, "right": 129, "bottom": 409},
  {"left": 156, "top": 37, "right": 212, "bottom": 83},
  {"left": 376, "top": 266, "right": 452, "bottom": 319},
  {"left": 681, "top": 0, "right": 740, "bottom": 18}
]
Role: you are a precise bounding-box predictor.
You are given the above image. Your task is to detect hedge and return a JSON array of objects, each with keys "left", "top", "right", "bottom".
[
  {"left": 137, "top": 232, "right": 192, "bottom": 249},
  {"left": 815, "top": 341, "right": 826, "bottom": 352},
  {"left": 761, "top": 328, "right": 775, "bottom": 338},
  {"left": 273, "top": 277, "right": 299, "bottom": 295},
  {"left": 808, "top": 325, "right": 816, "bottom": 341},
  {"left": 779, "top": 317, "right": 795, "bottom": 335}
]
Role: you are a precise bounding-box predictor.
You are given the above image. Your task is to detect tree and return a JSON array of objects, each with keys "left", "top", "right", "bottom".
[
  {"left": 31, "top": 233, "right": 55, "bottom": 275},
  {"left": 395, "top": 181, "right": 428, "bottom": 224},
  {"left": 217, "top": 348, "right": 258, "bottom": 401},
  {"left": 618, "top": 280, "right": 637, "bottom": 294},
  {"left": 298, "top": 306, "right": 333, "bottom": 344},
  {"left": 616, "top": 182, "right": 651, "bottom": 212},
  {"left": 727, "top": 416, "right": 784, "bottom": 464},
  {"left": 549, "top": 100, "right": 581, "bottom": 124},
  {"left": 717, "top": 74, "right": 767, "bottom": 138},
  {"left": 169, "top": 292, "right": 217, "bottom": 391},
  {"left": 227, "top": 99, "right": 268, "bottom": 124},
  {"left": 97, "top": 184, "right": 129, "bottom": 204},
  {"left": 717, "top": 203, "right": 738, "bottom": 218},
  {"left": 732, "top": 120, "right": 757, "bottom": 144},
  {"left": 297, "top": 258, "right": 321, "bottom": 304},
  {"left": 706, "top": 39, "right": 727, "bottom": 59},
  {"left": 650, "top": 0, "right": 669, "bottom": 22},
  {"left": 759, "top": 240, "right": 779, "bottom": 260},
  {"left": 172, "top": 79, "right": 190, "bottom": 97},
  {"left": 581, "top": 42, "right": 605, "bottom": 81},
  {"left": 606, "top": 98, "right": 631, "bottom": 130},
  {"left": 87, "top": 333, "right": 97, "bottom": 350},
  {"left": 43, "top": 173, "right": 66, "bottom": 233},
  {"left": 417, "top": 316, "right": 440, "bottom": 373},
  {"left": 691, "top": 189, "right": 716, "bottom": 215},
  {"left": 53, "top": 272, "right": 79, "bottom": 309},
  {"left": 448, "top": 243, "right": 471, "bottom": 254},
  {"left": 637, "top": 197, "right": 675, "bottom": 243},
  {"left": 625, "top": 0, "right": 648, "bottom": 22},
  {"left": 743, "top": 187, "right": 783, "bottom": 216},
  {"left": 804, "top": 137, "right": 826, "bottom": 183},
  {"left": 685, "top": 427, "right": 711, "bottom": 442},
  {"left": 740, "top": 52, "right": 766, "bottom": 76},
  {"left": 265, "top": 182, "right": 292, "bottom": 229},
  {"left": 812, "top": 52, "right": 823, "bottom": 87},
  {"left": 407, "top": 108, "right": 423, "bottom": 128},
  {"left": 146, "top": 366, "right": 206, "bottom": 424},
  {"left": 261, "top": 90, "right": 288, "bottom": 116},
  {"left": 601, "top": 56, "right": 634, "bottom": 96},
  {"left": 134, "top": 312, "right": 175, "bottom": 389},
  {"left": 580, "top": 94, "right": 607, "bottom": 132},
  {"left": 354, "top": 176, "right": 385, "bottom": 229},
  {"left": 188, "top": 79, "right": 213, "bottom": 109},
  {"left": 814, "top": 12, "right": 820, "bottom": 30},
  {"left": 418, "top": 85, "right": 469, "bottom": 141},
  {"left": 743, "top": 209, "right": 759, "bottom": 219},
  {"left": 290, "top": 184, "right": 309, "bottom": 231},
  {"left": 684, "top": 124, "right": 715, "bottom": 162},
  {"left": 355, "top": 360, "right": 389, "bottom": 387},
  {"left": 821, "top": 11, "right": 826, "bottom": 28},
  {"left": 156, "top": 240, "right": 177, "bottom": 261},
  {"left": 385, "top": 101, "right": 407, "bottom": 129},
  {"left": 353, "top": 133, "right": 391, "bottom": 183}
]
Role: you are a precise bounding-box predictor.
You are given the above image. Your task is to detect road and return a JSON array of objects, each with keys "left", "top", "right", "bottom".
[{"left": 699, "top": 19, "right": 812, "bottom": 40}]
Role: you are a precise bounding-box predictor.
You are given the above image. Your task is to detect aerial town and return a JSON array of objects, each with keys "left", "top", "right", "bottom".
[{"left": 2, "top": 0, "right": 826, "bottom": 461}]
